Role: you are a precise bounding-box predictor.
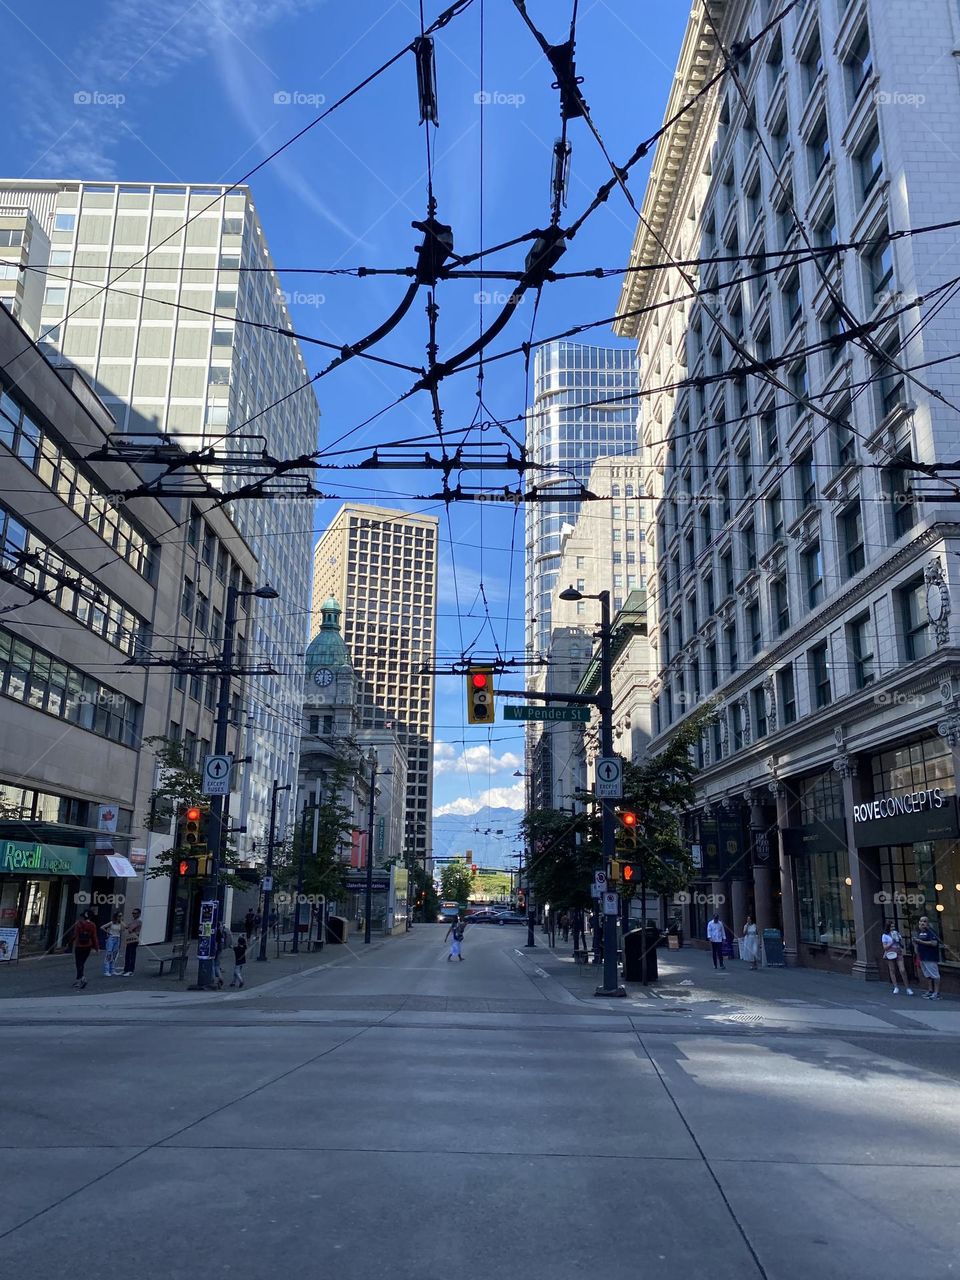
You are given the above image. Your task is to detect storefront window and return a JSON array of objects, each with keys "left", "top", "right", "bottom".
[
  {"left": 879, "top": 839, "right": 960, "bottom": 966},
  {"left": 796, "top": 847, "right": 855, "bottom": 946},
  {"left": 795, "top": 770, "right": 844, "bottom": 824},
  {"left": 871, "top": 736, "right": 955, "bottom": 798}
]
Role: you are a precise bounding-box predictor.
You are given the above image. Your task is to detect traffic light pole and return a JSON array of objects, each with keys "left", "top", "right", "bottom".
[
  {"left": 258, "top": 779, "right": 289, "bottom": 961},
  {"left": 364, "top": 753, "right": 378, "bottom": 945}
]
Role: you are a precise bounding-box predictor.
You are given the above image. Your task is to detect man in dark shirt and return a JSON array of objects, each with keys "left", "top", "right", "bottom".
[
  {"left": 121, "top": 908, "right": 142, "bottom": 976},
  {"left": 913, "top": 916, "right": 941, "bottom": 1000}
]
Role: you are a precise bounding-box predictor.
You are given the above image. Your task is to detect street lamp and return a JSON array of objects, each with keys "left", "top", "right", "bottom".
[
  {"left": 557, "top": 585, "right": 624, "bottom": 997},
  {"left": 257, "top": 777, "right": 291, "bottom": 961},
  {"left": 512, "top": 769, "right": 536, "bottom": 947},
  {"left": 363, "top": 750, "right": 392, "bottom": 945},
  {"left": 197, "top": 582, "right": 280, "bottom": 989},
  {"left": 292, "top": 792, "right": 323, "bottom": 955}
]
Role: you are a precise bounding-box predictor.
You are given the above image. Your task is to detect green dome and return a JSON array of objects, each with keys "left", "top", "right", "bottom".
[{"left": 305, "top": 598, "right": 350, "bottom": 676}]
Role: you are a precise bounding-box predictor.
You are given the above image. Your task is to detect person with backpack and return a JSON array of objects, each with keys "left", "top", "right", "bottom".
[
  {"left": 230, "top": 932, "right": 247, "bottom": 987},
  {"left": 444, "top": 915, "right": 466, "bottom": 962}
]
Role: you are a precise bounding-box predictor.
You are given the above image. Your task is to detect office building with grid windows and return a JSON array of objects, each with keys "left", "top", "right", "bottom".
[
  {"left": 311, "top": 505, "right": 438, "bottom": 867},
  {"left": 0, "top": 180, "right": 319, "bottom": 852},
  {"left": 615, "top": 0, "right": 960, "bottom": 989}
]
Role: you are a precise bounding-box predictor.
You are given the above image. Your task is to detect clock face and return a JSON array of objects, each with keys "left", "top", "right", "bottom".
[{"left": 313, "top": 668, "right": 334, "bottom": 687}]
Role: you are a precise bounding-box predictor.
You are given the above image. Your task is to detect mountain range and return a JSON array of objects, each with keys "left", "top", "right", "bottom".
[{"left": 430, "top": 806, "right": 523, "bottom": 869}]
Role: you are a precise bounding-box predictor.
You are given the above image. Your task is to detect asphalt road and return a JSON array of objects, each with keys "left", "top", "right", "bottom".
[{"left": 2, "top": 924, "right": 958, "bottom": 1279}]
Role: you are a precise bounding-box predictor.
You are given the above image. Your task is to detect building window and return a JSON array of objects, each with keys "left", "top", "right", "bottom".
[
  {"left": 849, "top": 612, "right": 875, "bottom": 688},
  {"left": 53, "top": 213, "right": 76, "bottom": 232},
  {"left": 772, "top": 575, "right": 790, "bottom": 635},
  {"left": 789, "top": 361, "right": 809, "bottom": 421},
  {"left": 803, "top": 541, "right": 824, "bottom": 608},
  {"left": 797, "top": 449, "right": 816, "bottom": 509},
  {"left": 187, "top": 506, "right": 201, "bottom": 549},
  {"left": 887, "top": 451, "right": 917, "bottom": 538},
  {"left": 845, "top": 26, "right": 873, "bottom": 107},
  {"left": 704, "top": 572, "right": 715, "bottom": 615},
  {"left": 800, "top": 26, "right": 823, "bottom": 97},
  {"left": 752, "top": 686, "right": 768, "bottom": 739},
  {"left": 864, "top": 235, "right": 894, "bottom": 309},
  {"left": 810, "top": 641, "right": 831, "bottom": 709},
  {"left": 738, "top": 442, "right": 753, "bottom": 496},
  {"left": 873, "top": 338, "right": 906, "bottom": 419},
  {"left": 181, "top": 577, "right": 195, "bottom": 619},
  {"left": 900, "top": 576, "right": 932, "bottom": 661},
  {"left": 708, "top": 642, "right": 719, "bottom": 690},
  {"left": 778, "top": 663, "right": 797, "bottom": 725},
  {"left": 857, "top": 126, "right": 884, "bottom": 204},
  {"left": 783, "top": 272, "right": 802, "bottom": 331},
  {"left": 761, "top": 409, "right": 777, "bottom": 461},
  {"left": 767, "top": 489, "right": 784, "bottom": 543},
  {"left": 807, "top": 115, "right": 831, "bottom": 184},
  {"left": 726, "top": 622, "right": 738, "bottom": 675},
  {"left": 839, "top": 501, "right": 865, "bottom": 577},
  {"left": 721, "top": 549, "right": 734, "bottom": 597},
  {"left": 741, "top": 520, "right": 757, "bottom": 573},
  {"left": 731, "top": 701, "right": 745, "bottom": 751},
  {"left": 747, "top": 600, "right": 762, "bottom": 655}
]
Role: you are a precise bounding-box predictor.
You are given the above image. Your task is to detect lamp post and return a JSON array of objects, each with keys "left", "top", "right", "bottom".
[
  {"left": 292, "top": 793, "right": 321, "bottom": 955},
  {"left": 363, "top": 750, "right": 391, "bottom": 945},
  {"left": 197, "top": 581, "right": 279, "bottom": 989},
  {"left": 257, "top": 778, "right": 290, "bottom": 961},
  {"left": 558, "top": 586, "right": 623, "bottom": 997},
  {"left": 513, "top": 769, "right": 535, "bottom": 947}
]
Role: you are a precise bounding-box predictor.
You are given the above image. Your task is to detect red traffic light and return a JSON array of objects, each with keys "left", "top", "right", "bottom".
[
  {"left": 622, "top": 864, "right": 635, "bottom": 882},
  {"left": 185, "top": 806, "right": 201, "bottom": 823},
  {"left": 620, "top": 811, "right": 637, "bottom": 827},
  {"left": 471, "top": 672, "right": 489, "bottom": 689},
  {"left": 179, "top": 859, "right": 190, "bottom": 877}
]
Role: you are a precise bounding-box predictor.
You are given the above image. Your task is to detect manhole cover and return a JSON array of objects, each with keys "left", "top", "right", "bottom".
[{"left": 728, "top": 1013, "right": 763, "bottom": 1024}]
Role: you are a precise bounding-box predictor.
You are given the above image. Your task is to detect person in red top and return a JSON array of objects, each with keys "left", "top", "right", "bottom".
[{"left": 71, "top": 910, "right": 99, "bottom": 989}]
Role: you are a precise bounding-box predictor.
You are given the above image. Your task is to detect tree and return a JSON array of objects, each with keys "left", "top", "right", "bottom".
[
  {"left": 409, "top": 861, "right": 440, "bottom": 922},
  {"left": 142, "top": 736, "right": 248, "bottom": 888},
  {"left": 619, "top": 704, "right": 716, "bottom": 901},
  {"left": 521, "top": 807, "right": 598, "bottom": 911},
  {"left": 440, "top": 860, "right": 475, "bottom": 905},
  {"left": 272, "top": 757, "right": 356, "bottom": 904}
]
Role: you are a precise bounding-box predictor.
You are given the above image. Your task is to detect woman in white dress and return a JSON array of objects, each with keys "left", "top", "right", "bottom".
[{"left": 741, "top": 916, "right": 760, "bottom": 970}]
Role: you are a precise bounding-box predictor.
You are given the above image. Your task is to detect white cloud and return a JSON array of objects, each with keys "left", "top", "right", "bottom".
[
  {"left": 433, "top": 745, "right": 521, "bottom": 777},
  {"left": 434, "top": 782, "right": 524, "bottom": 817}
]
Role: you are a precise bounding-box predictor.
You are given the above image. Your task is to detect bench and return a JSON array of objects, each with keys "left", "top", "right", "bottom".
[{"left": 149, "top": 942, "right": 190, "bottom": 977}]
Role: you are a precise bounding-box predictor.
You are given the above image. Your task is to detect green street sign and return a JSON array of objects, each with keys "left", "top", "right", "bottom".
[{"left": 503, "top": 705, "right": 591, "bottom": 722}]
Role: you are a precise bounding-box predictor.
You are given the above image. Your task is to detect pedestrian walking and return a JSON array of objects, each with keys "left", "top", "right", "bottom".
[
  {"left": 71, "top": 910, "right": 99, "bottom": 988},
  {"left": 120, "top": 908, "right": 142, "bottom": 976},
  {"left": 244, "top": 909, "right": 255, "bottom": 939},
  {"left": 101, "top": 910, "right": 123, "bottom": 976},
  {"left": 444, "top": 915, "right": 466, "bottom": 961},
  {"left": 230, "top": 933, "right": 247, "bottom": 987},
  {"left": 881, "top": 925, "right": 913, "bottom": 995},
  {"left": 559, "top": 911, "right": 570, "bottom": 943},
  {"left": 707, "top": 913, "right": 726, "bottom": 970},
  {"left": 913, "top": 916, "right": 942, "bottom": 999},
  {"left": 571, "top": 908, "right": 586, "bottom": 953},
  {"left": 741, "top": 916, "right": 760, "bottom": 970},
  {"left": 212, "top": 923, "right": 226, "bottom": 989}
]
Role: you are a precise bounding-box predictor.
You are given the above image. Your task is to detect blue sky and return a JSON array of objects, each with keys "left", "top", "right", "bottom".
[{"left": 6, "top": 0, "right": 688, "bottom": 827}]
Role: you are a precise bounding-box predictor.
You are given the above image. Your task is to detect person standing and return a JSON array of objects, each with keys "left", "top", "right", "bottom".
[
  {"left": 741, "top": 916, "right": 760, "bottom": 970},
  {"left": 444, "top": 915, "right": 466, "bottom": 962},
  {"left": 212, "top": 923, "right": 227, "bottom": 989},
  {"left": 881, "top": 924, "right": 913, "bottom": 995},
  {"left": 707, "top": 913, "right": 726, "bottom": 970},
  {"left": 71, "top": 910, "right": 99, "bottom": 988},
  {"left": 120, "top": 908, "right": 142, "bottom": 976},
  {"left": 230, "top": 932, "right": 247, "bottom": 987},
  {"left": 244, "top": 908, "right": 256, "bottom": 939},
  {"left": 101, "top": 910, "right": 123, "bottom": 976},
  {"left": 913, "top": 916, "right": 942, "bottom": 999},
  {"left": 559, "top": 911, "right": 570, "bottom": 943}
]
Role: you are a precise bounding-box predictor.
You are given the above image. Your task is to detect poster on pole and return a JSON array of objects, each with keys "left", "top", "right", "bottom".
[
  {"left": 0, "top": 927, "right": 19, "bottom": 962},
  {"left": 196, "top": 899, "right": 219, "bottom": 960}
]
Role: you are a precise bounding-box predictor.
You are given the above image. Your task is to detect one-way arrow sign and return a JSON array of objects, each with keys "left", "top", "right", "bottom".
[
  {"left": 202, "top": 753, "right": 233, "bottom": 797},
  {"left": 595, "top": 756, "right": 623, "bottom": 800}
]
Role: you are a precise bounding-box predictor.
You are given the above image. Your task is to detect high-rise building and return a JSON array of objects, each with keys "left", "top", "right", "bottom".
[
  {"left": 311, "top": 504, "right": 438, "bottom": 865},
  {"left": 0, "top": 180, "right": 319, "bottom": 851},
  {"left": 615, "top": 0, "right": 960, "bottom": 989},
  {"left": 524, "top": 341, "right": 639, "bottom": 662}
]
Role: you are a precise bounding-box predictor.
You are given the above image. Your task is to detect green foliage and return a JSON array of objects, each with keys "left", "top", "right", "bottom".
[
  {"left": 440, "top": 860, "right": 475, "bottom": 905},
  {"left": 272, "top": 757, "right": 355, "bottom": 902},
  {"left": 521, "top": 807, "right": 598, "bottom": 911},
  {"left": 409, "top": 860, "right": 440, "bottom": 922},
  {"left": 619, "top": 704, "right": 715, "bottom": 898},
  {"left": 142, "top": 736, "right": 248, "bottom": 888}
]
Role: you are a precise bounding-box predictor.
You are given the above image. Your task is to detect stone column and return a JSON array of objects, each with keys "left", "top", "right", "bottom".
[
  {"left": 747, "top": 796, "right": 777, "bottom": 934},
  {"left": 730, "top": 877, "right": 749, "bottom": 938},
  {"left": 835, "top": 752, "right": 882, "bottom": 981},
  {"left": 771, "top": 781, "right": 799, "bottom": 966},
  {"left": 712, "top": 880, "right": 732, "bottom": 930}
]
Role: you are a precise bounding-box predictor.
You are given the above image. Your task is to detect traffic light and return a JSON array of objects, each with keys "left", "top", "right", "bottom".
[
  {"left": 466, "top": 666, "right": 494, "bottom": 724},
  {"left": 616, "top": 809, "right": 638, "bottom": 851},
  {"left": 176, "top": 802, "right": 210, "bottom": 854},
  {"left": 621, "top": 863, "right": 636, "bottom": 884},
  {"left": 178, "top": 856, "right": 200, "bottom": 878}
]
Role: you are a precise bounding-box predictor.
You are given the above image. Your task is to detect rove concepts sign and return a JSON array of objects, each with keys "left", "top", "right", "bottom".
[{"left": 853, "top": 787, "right": 960, "bottom": 847}]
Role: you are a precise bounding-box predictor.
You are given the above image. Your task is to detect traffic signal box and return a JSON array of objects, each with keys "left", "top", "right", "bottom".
[
  {"left": 609, "top": 810, "right": 638, "bottom": 884},
  {"left": 466, "top": 666, "right": 494, "bottom": 724},
  {"left": 175, "top": 803, "right": 212, "bottom": 877}
]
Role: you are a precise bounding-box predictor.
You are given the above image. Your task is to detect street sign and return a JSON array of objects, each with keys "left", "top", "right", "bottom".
[
  {"left": 595, "top": 756, "right": 623, "bottom": 799},
  {"left": 602, "top": 891, "right": 619, "bottom": 916},
  {"left": 202, "top": 753, "right": 233, "bottom": 797},
  {"left": 593, "top": 869, "right": 607, "bottom": 890},
  {"left": 503, "top": 705, "right": 591, "bottom": 722},
  {"left": 261, "top": 876, "right": 273, "bottom": 892}
]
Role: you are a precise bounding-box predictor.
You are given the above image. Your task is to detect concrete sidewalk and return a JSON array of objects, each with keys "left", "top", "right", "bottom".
[{"left": 0, "top": 929, "right": 404, "bottom": 1000}]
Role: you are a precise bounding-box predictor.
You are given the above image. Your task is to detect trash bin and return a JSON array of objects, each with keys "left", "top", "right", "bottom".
[
  {"left": 763, "top": 928, "right": 785, "bottom": 966},
  {"left": 623, "top": 926, "right": 659, "bottom": 983},
  {"left": 325, "top": 914, "right": 348, "bottom": 945}
]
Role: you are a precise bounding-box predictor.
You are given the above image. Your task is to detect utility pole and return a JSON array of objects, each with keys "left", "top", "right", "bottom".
[{"left": 257, "top": 778, "right": 290, "bottom": 961}]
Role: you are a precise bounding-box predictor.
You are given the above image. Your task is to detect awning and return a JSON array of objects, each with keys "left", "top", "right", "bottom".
[{"left": 94, "top": 854, "right": 138, "bottom": 879}]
